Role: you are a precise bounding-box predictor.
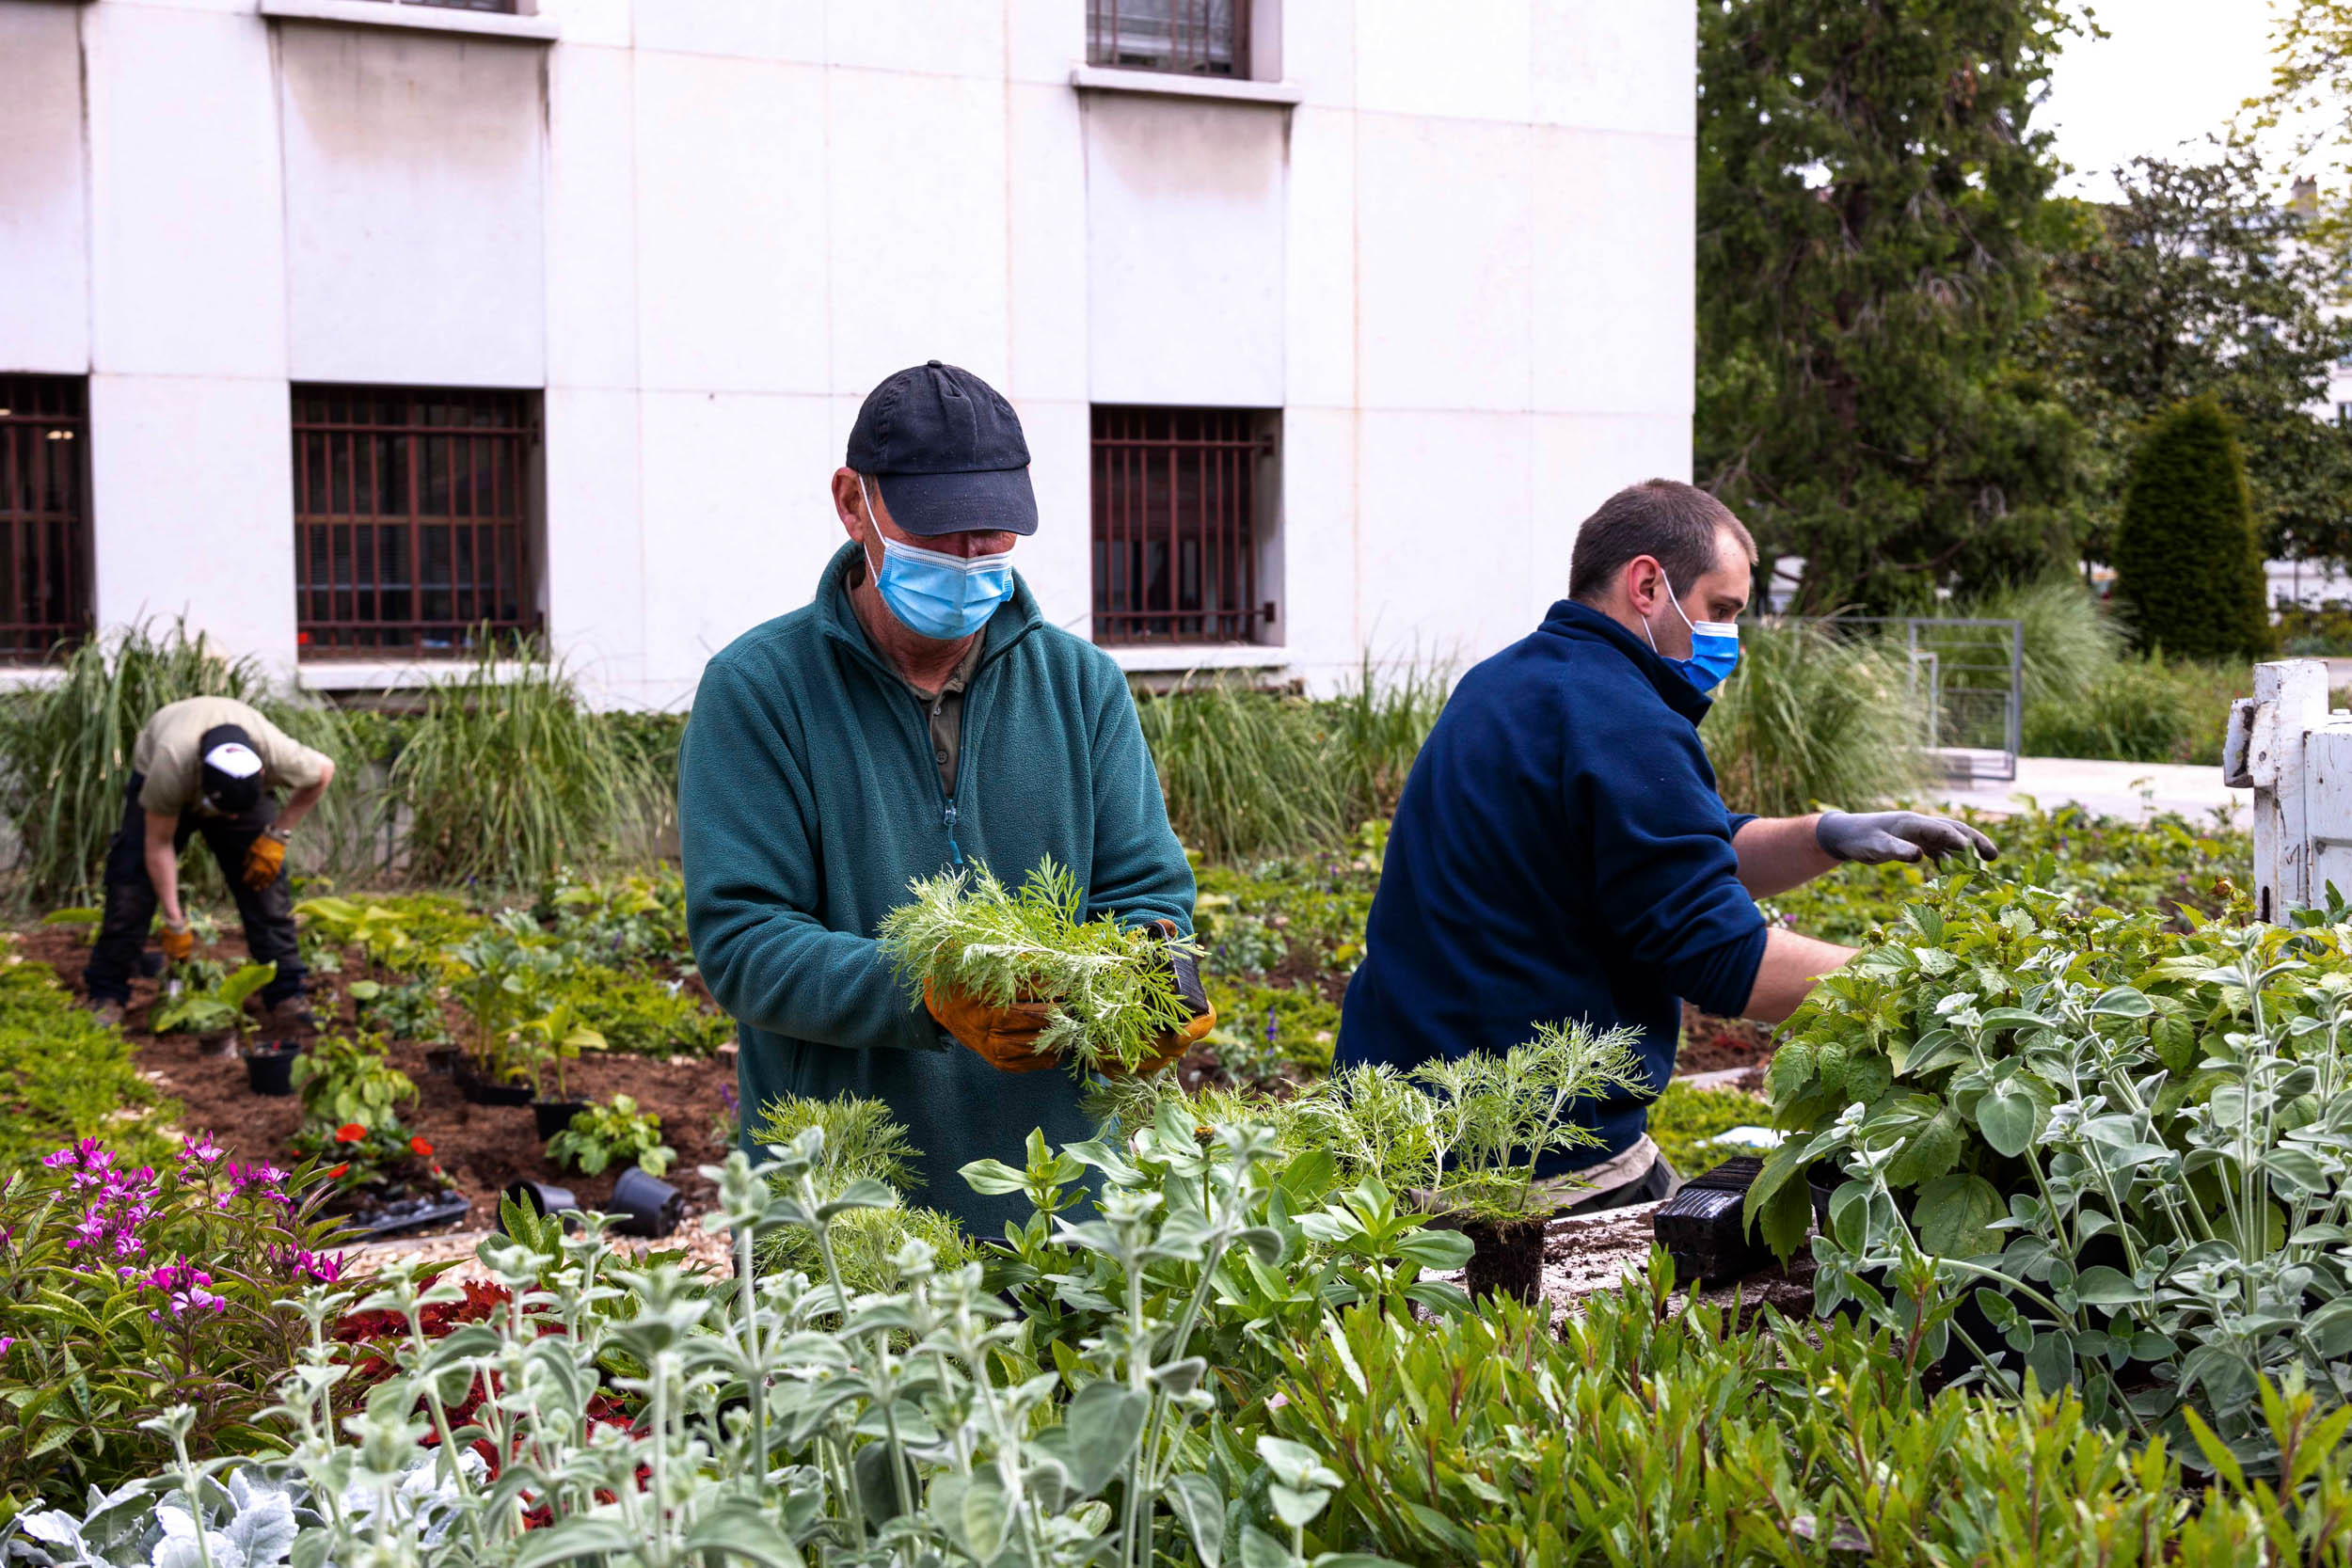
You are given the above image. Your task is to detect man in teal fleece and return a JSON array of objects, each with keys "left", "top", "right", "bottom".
[{"left": 678, "top": 361, "right": 1210, "bottom": 1236}]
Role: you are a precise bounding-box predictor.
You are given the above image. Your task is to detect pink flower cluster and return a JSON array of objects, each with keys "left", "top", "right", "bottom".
[
  {"left": 267, "top": 1244, "right": 344, "bottom": 1286},
  {"left": 36, "top": 1133, "right": 309, "bottom": 1285},
  {"left": 145, "top": 1259, "right": 226, "bottom": 1320},
  {"left": 45, "top": 1139, "right": 160, "bottom": 1262}
]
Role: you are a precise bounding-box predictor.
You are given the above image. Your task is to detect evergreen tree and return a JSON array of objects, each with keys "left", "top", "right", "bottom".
[
  {"left": 1697, "top": 0, "right": 2093, "bottom": 612},
  {"left": 2111, "top": 398, "right": 2273, "bottom": 662},
  {"left": 2032, "top": 151, "right": 2352, "bottom": 565}
]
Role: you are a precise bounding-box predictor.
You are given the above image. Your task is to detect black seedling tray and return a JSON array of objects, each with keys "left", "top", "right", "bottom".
[{"left": 1652, "top": 1156, "right": 1775, "bottom": 1287}]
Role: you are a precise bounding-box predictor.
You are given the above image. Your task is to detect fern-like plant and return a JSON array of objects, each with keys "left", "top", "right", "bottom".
[
  {"left": 747, "top": 1093, "right": 973, "bottom": 1292},
  {"left": 876, "top": 857, "right": 1199, "bottom": 1075}
]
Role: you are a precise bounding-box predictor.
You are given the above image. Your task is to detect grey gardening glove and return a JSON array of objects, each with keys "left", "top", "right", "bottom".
[{"left": 1816, "top": 810, "right": 1997, "bottom": 866}]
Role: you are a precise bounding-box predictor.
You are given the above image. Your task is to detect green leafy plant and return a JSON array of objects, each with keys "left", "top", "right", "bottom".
[
  {"left": 544, "top": 961, "right": 732, "bottom": 1057},
  {"left": 441, "top": 930, "right": 561, "bottom": 1085},
  {"left": 746, "top": 1093, "right": 972, "bottom": 1294},
  {"left": 0, "top": 949, "right": 174, "bottom": 1169},
  {"left": 2113, "top": 395, "right": 2273, "bottom": 662},
  {"left": 546, "top": 1094, "right": 675, "bottom": 1178},
  {"left": 878, "top": 857, "right": 1200, "bottom": 1075},
  {"left": 149, "top": 962, "right": 277, "bottom": 1043},
  {"left": 343, "top": 976, "right": 451, "bottom": 1044},
  {"left": 287, "top": 1032, "right": 415, "bottom": 1133},
  {"left": 1645, "top": 1078, "right": 1770, "bottom": 1177},
  {"left": 517, "top": 1001, "right": 604, "bottom": 1101},
  {"left": 1752, "top": 865, "right": 2352, "bottom": 1448}
]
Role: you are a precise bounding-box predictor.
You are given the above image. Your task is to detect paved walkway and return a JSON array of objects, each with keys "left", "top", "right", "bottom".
[{"left": 1938, "top": 757, "right": 2247, "bottom": 825}]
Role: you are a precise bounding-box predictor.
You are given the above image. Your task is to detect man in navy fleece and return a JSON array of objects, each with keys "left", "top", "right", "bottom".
[{"left": 1339, "top": 480, "right": 1995, "bottom": 1212}]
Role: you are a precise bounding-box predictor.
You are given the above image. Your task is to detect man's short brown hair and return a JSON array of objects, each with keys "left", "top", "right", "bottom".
[{"left": 1567, "top": 480, "right": 1756, "bottom": 604}]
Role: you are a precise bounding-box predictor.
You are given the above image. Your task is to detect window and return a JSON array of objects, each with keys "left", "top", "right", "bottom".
[
  {"left": 0, "top": 374, "right": 93, "bottom": 661},
  {"left": 292, "top": 386, "right": 539, "bottom": 657},
  {"left": 1091, "top": 405, "right": 1274, "bottom": 645},
  {"left": 1088, "top": 0, "right": 1248, "bottom": 77}
]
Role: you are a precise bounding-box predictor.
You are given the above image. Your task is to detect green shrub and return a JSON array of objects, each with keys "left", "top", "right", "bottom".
[
  {"left": 1645, "top": 1079, "right": 1765, "bottom": 1177},
  {"left": 1703, "top": 617, "right": 1927, "bottom": 816},
  {"left": 1954, "top": 576, "right": 2126, "bottom": 710},
  {"left": 287, "top": 1031, "right": 415, "bottom": 1133},
  {"left": 546, "top": 1093, "right": 674, "bottom": 1178},
  {"left": 0, "top": 953, "right": 173, "bottom": 1169},
  {"left": 746, "top": 1093, "right": 974, "bottom": 1293},
  {"left": 1136, "top": 677, "right": 1347, "bottom": 859},
  {"left": 391, "top": 641, "right": 662, "bottom": 890},
  {"left": 2022, "top": 652, "right": 2249, "bottom": 764},
  {"left": 2112, "top": 397, "right": 2273, "bottom": 662}
]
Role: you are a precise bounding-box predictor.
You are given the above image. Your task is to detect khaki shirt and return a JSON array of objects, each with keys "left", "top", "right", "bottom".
[
  {"left": 132, "top": 697, "right": 331, "bottom": 817},
  {"left": 903, "top": 637, "right": 985, "bottom": 800}
]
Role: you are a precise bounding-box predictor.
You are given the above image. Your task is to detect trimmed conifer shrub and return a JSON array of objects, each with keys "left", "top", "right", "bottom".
[{"left": 2111, "top": 397, "right": 2273, "bottom": 662}]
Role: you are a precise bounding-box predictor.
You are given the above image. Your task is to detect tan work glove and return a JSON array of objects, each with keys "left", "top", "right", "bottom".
[
  {"left": 1101, "top": 919, "right": 1216, "bottom": 1079},
  {"left": 159, "top": 919, "right": 195, "bottom": 963},
  {"left": 924, "top": 979, "right": 1061, "bottom": 1073},
  {"left": 243, "top": 830, "right": 288, "bottom": 889}
]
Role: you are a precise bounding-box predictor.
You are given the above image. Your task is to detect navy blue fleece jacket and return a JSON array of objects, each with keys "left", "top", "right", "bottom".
[
  {"left": 1338, "top": 599, "right": 1768, "bottom": 1171},
  {"left": 677, "top": 544, "right": 1196, "bottom": 1236}
]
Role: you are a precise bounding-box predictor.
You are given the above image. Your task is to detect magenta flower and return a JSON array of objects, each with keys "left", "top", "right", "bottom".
[{"left": 145, "top": 1260, "right": 226, "bottom": 1320}]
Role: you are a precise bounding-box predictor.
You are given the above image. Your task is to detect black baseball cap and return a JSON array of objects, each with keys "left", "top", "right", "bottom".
[
  {"left": 198, "top": 724, "right": 264, "bottom": 816},
  {"left": 845, "top": 361, "right": 1038, "bottom": 537}
]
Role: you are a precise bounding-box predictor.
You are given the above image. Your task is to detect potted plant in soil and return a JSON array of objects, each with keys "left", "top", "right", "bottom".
[
  {"left": 293, "top": 1117, "right": 467, "bottom": 1236},
  {"left": 1288, "top": 1019, "right": 1645, "bottom": 1303},
  {"left": 546, "top": 1094, "right": 681, "bottom": 1236},
  {"left": 445, "top": 932, "right": 553, "bottom": 1105},
  {"left": 521, "top": 1002, "right": 606, "bottom": 1138},
  {"left": 151, "top": 960, "right": 279, "bottom": 1069}
]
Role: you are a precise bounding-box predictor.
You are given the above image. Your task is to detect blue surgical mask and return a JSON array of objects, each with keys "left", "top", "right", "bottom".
[
  {"left": 859, "top": 476, "right": 1016, "bottom": 641},
  {"left": 1641, "top": 569, "right": 1741, "bottom": 693}
]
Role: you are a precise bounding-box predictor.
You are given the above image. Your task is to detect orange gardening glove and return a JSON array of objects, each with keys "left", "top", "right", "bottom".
[
  {"left": 924, "top": 978, "right": 1062, "bottom": 1073},
  {"left": 159, "top": 920, "right": 195, "bottom": 963},
  {"left": 243, "top": 831, "right": 288, "bottom": 890},
  {"left": 1103, "top": 919, "right": 1216, "bottom": 1078}
]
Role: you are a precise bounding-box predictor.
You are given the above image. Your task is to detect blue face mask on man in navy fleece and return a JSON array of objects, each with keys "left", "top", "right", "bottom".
[{"left": 1641, "top": 568, "right": 1741, "bottom": 693}]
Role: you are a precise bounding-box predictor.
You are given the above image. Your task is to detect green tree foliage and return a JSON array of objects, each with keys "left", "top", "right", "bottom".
[
  {"left": 1696, "top": 0, "right": 2090, "bottom": 610},
  {"left": 2112, "top": 397, "right": 2273, "bottom": 661},
  {"left": 2033, "top": 150, "right": 2352, "bottom": 563}
]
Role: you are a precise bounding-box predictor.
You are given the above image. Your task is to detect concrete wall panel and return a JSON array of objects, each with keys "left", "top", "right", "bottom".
[
  {"left": 827, "top": 0, "right": 1002, "bottom": 79},
  {"left": 0, "top": 2, "right": 89, "bottom": 373},
  {"left": 1006, "top": 82, "right": 1089, "bottom": 402},
  {"left": 634, "top": 54, "right": 828, "bottom": 396},
  {"left": 546, "top": 41, "right": 641, "bottom": 390},
  {"left": 1532, "top": 127, "right": 1692, "bottom": 417},
  {"left": 1355, "top": 408, "right": 1532, "bottom": 668},
  {"left": 88, "top": 373, "right": 295, "bottom": 668},
  {"left": 84, "top": 5, "right": 285, "bottom": 379},
  {"left": 1084, "top": 94, "right": 1285, "bottom": 408},
  {"left": 1529, "top": 410, "right": 1691, "bottom": 621},
  {"left": 277, "top": 24, "right": 547, "bottom": 388},
  {"left": 1353, "top": 0, "right": 1529, "bottom": 122},
  {"left": 1533, "top": 0, "right": 1695, "bottom": 137},
  {"left": 543, "top": 386, "right": 647, "bottom": 704}
]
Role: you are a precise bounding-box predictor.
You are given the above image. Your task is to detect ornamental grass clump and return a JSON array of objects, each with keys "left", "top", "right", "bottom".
[{"left": 877, "top": 857, "right": 1200, "bottom": 1075}]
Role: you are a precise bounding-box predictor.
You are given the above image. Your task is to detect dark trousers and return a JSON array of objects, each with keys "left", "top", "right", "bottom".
[{"left": 85, "top": 772, "right": 305, "bottom": 1006}]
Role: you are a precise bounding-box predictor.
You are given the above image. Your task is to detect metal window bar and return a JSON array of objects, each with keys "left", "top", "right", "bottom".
[
  {"left": 1091, "top": 406, "right": 1270, "bottom": 645},
  {"left": 1087, "top": 0, "right": 1247, "bottom": 76},
  {"left": 291, "top": 385, "right": 539, "bottom": 657},
  {"left": 1770, "top": 614, "right": 2025, "bottom": 784},
  {"left": 0, "top": 374, "right": 93, "bottom": 661}
]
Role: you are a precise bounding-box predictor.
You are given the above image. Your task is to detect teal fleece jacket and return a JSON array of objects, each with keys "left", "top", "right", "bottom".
[{"left": 677, "top": 543, "right": 1196, "bottom": 1237}]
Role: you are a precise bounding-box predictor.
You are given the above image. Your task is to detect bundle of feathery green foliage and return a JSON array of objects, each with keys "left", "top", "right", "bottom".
[{"left": 876, "top": 857, "right": 1200, "bottom": 1075}]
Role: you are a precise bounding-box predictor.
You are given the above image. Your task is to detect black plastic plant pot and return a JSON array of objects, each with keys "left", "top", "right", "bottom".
[
  {"left": 456, "top": 1065, "right": 533, "bottom": 1106},
  {"left": 610, "top": 1166, "right": 684, "bottom": 1239},
  {"left": 245, "top": 1041, "right": 300, "bottom": 1097},
  {"left": 1653, "top": 1157, "right": 1774, "bottom": 1288},
  {"left": 423, "top": 1046, "right": 464, "bottom": 1077},
  {"left": 352, "top": 1190, "right": 470, "bottom": 1238},
  {"left": 1460, "top": 1215, "right": 1548, "bottom": 1304},
  {"left": 533, "top": 1099, "right": 593, "bottom": 1140},
  {"left": 502, "top": 1180, "right": 580, "bottom": 1229}
]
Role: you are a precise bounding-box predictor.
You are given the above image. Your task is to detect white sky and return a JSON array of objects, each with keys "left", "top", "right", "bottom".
[{"left": 2042, "top": 0, "right": 2287, "bottom": 199}]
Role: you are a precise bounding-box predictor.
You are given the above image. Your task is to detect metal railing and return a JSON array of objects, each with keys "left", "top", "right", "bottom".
[
  {"left": 292, "top": 385, "right": 539, "bottom": 657},
  {"left": 1087, "top": 0, "right": 1248, "bottom": 77},
  {"left": 1090, "top": 405, "right": 1272, "bottom": 644},
  {"left": 1776, "top": 615, "right": 2025, "bottom": 784},
  {"left": 0, "top": 374, "right": 92, "bottom": 661}
]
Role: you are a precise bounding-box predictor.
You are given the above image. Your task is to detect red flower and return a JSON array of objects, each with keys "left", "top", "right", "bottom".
[
  {"left": 409, "top": 1136, "right": 434, "bottom": 1158},
  {"left": 334, "top": 1124, "right": 366, "bottom": 1145},
  {"left": 326, "top": 1164, "right": 349, "bottom": 1180}
]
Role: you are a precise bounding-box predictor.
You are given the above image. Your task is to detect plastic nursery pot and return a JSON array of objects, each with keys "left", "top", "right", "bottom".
[
  {"left": 353, "top": 1189, "right": 470, "bottom": 1238},
  {"left": 533, "top": 1099, "right": 594, "bottom": 1141},
  {"left": 609, "top": 1166, "right": 685, "bottom": 1239},
  {"left": 1459, "top": 1215, "right": 1549, "bottom": 1304},
  {"left": 502, "top": 1180, "right": 580, "bottom": 1232},
  {"left": 244, "top": 1040, "right": 301, "bottom": 1097},
  {"left": 455, "top": 1063, "right": 534, "bottom": 1107},
  {"left": 423, "top": 1046, "right": 464, "bottom": 1077}
]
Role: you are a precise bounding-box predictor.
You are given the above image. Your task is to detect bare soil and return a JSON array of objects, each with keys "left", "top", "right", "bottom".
[{"left": 20, "top": 926, "right": 731, "bottom": 1237}]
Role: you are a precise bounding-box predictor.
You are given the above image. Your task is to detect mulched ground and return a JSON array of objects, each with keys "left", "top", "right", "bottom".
[
  {"left": 1677, "top": 1004, "right": 1778, "bottom": 1076},
  {"left": 19, "top": 926, "right": 732, "bottom": 1238}
]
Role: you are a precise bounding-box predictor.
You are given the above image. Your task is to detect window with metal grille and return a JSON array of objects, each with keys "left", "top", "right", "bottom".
[
  {"left": 1088, "top": 0, "right": 1248, "bottom": 77},
  {"left": 1091, "top": 406, "right": 1274, "bottom": 645},
  {"left": 292, "top": 386, "right": 540, "bottom": 657},
  {"left": 0, "top": 375, "right": 93, "bottom": 662}
]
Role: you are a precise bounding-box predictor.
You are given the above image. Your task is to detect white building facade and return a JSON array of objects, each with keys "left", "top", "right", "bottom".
[{"left": 0, "top": 0, "right": 1695, "bottom": 707}]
